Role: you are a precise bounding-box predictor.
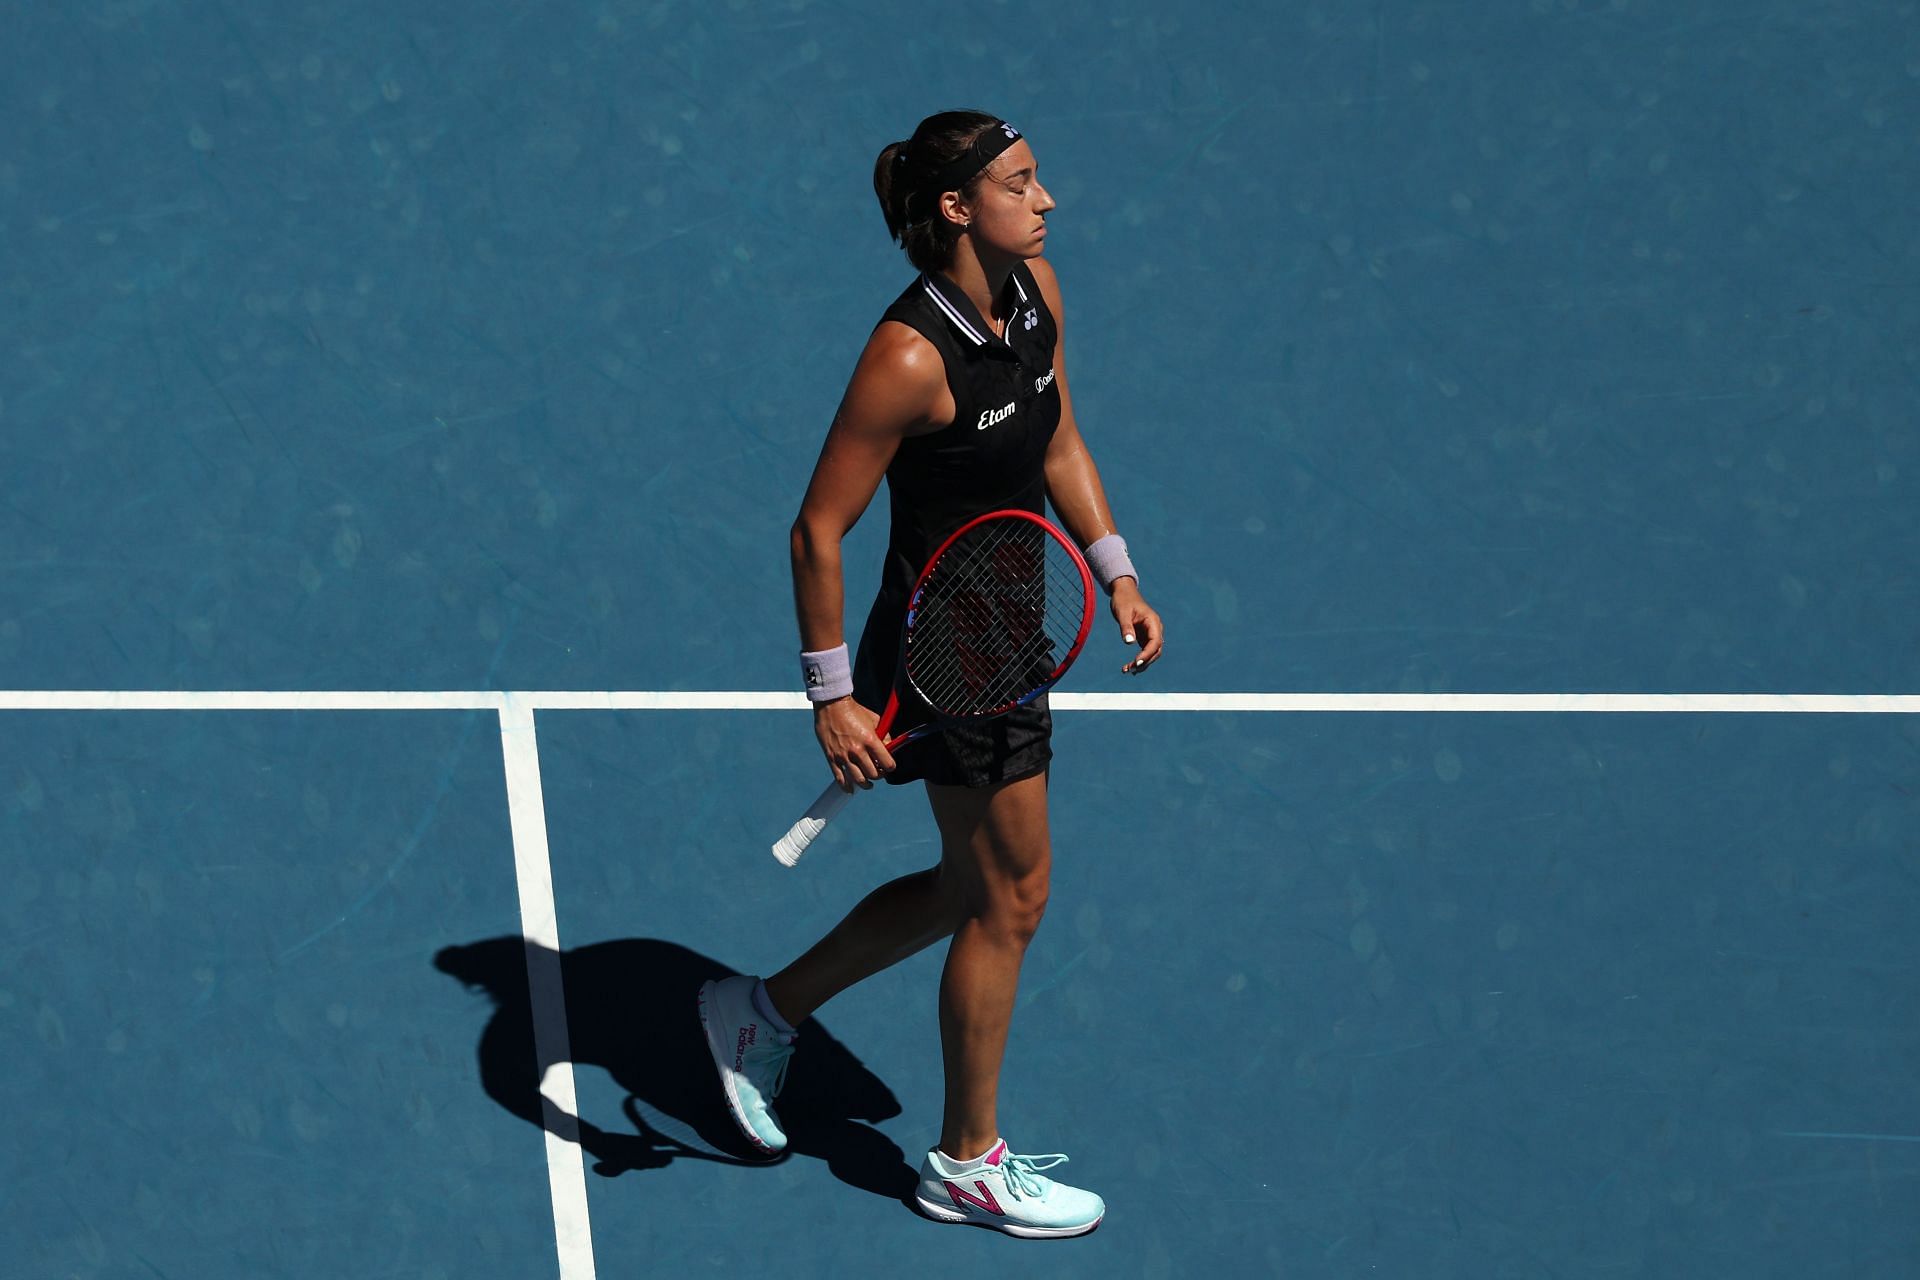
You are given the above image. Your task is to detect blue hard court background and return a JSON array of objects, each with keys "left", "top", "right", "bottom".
[{"left": 2, "top": 2, "right": 1917, "bottom": 1276}]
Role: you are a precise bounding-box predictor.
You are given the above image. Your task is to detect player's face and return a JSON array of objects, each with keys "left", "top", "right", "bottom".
[{"left": 964, "top": 142, "right": 1054, "bottom": 260}]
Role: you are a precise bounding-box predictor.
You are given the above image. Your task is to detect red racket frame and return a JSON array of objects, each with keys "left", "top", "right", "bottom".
[
  {"left": 871, "top": 507, "right": 1097, "bottom": 751},
  {"left": 771, "top": 508, "right": 1096, "bottom": 867}
]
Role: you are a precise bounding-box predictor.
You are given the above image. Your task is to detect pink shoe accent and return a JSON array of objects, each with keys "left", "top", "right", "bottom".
[
  {"left": 944, "top": 1179, "right": 1005, "bottom": 1216},
  {"left": 984, "top": 1140, "right": 1007, "bottom": 1167}
]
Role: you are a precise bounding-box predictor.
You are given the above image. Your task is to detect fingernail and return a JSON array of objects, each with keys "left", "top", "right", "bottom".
[{"left": 1124, "top": 634, "right": 1135, "bottom": 643}]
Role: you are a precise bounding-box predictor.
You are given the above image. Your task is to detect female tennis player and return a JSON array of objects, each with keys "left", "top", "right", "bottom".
[{"left": 699, "top": 110, "right": 1163, "bottom": 1238}]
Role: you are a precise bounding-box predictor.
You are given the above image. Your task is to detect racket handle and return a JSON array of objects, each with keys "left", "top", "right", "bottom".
[{"left": 771, "top": 782, "right": 853, "bottom": 867}]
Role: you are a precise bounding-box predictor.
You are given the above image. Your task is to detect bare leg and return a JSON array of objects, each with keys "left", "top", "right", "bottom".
[
  {"left": 764, "top": 864, "right": 963, "bottom": 1026},
  {"left": 760, "top": 767, "right": 1052, "bottom": 1164},
  {"left": 928, "top": 769, "right": 1051, "bottom": 1161}
]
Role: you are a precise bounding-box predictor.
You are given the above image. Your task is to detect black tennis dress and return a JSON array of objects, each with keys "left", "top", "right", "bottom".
[{"left": 851, "top": 263, "right": 1064, "bottom": 787}]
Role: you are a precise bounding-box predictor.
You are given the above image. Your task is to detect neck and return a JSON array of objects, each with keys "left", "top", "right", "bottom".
[{"left": 941, "top": 241, "right": 1021, "bottom": 328}]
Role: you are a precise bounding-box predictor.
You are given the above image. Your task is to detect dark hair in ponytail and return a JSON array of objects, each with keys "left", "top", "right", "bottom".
[{"left": 873, "top": 109, "right": 1003, "bottom": 273}]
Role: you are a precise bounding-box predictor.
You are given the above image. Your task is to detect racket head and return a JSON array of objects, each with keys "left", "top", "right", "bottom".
[{"left": 898, "top": 509, "right": 1096, "bottom": 722}]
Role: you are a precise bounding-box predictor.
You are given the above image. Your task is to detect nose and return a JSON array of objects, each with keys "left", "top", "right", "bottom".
[{"left": 1034, "top": 180, "right": 1057, "bottom": 214}]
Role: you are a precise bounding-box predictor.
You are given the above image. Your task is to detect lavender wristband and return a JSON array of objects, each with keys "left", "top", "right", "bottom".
[
  {"left": 800, "top": 643, "right": 854, "bottom": 703},
  {"left": 1084, "top": 534, "right": 1138, "bottom": 593}
]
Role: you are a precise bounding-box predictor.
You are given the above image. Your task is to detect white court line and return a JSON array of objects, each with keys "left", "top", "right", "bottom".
[
  {"left": 1, "top": 689, "right": 1916, "bottom": 713},
  {"left": 0, "top": 689, "right": 507, "bottom": 711},
  {"left": 1055, "top": 691, "right": 1920, "bottom": 714},
  {"left": 498, "top": 695, "right": 597, "bottom": 1280}
]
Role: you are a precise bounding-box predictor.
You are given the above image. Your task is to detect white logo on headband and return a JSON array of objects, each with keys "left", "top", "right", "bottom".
[{"left": 1001, "top": 122, "right": 1020, "bottom": 139}]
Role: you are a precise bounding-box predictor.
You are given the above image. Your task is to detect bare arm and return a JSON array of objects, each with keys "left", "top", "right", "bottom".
[
  {"left": 791, "top": 321, "right": 951, "bottom": 787},
  {"left": 1030, "top": 257, "right": 1165, "bottom": 675}
]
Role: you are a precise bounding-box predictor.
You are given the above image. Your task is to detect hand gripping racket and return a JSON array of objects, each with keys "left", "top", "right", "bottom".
[{"left": 772, "top": 509, "right": 1097, "bottom": 866}]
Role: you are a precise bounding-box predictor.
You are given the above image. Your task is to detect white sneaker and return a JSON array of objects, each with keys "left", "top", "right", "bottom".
[
  {"left": 696, "top": 976, "right": 794, "bottom": 1155},
  {"left": 915, "top": 1139, "right": 1105, "bottom": 1238}
]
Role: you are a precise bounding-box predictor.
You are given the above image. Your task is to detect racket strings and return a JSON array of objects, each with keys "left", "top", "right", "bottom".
[
  {"left": 911, "top": 616, "right": 1051, "bottom": 713},
  {"left": 912, "top": 609, "right": 1046, "bottom": 714},
  {"left": 904, "top": 521, "right": 1088, "bottom": 718},
  {"left": 911, "top": 533, "right": 1048, "bottom": 710}
]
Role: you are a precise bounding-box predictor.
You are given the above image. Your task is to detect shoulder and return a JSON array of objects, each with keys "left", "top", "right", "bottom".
[
  {"left": 1025, "top": 257, "right": 1066, "bottom": 325},
  {"left": 858, "top": 320, "right": 947, "bottom": 390},
  {"left": 1026, "top": 256, "right": 1063, "bottom": 302},
  {"left": 836, "top": 320, "right": 949, "bottom": 435}
]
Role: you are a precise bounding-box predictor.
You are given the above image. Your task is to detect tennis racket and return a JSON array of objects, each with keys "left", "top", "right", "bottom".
[{"left": 772, "top": 508, "right": 1097, "bottom": 866}]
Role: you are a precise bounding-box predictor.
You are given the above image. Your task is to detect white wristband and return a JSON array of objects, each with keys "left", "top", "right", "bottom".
[
  {"left": 1084, "top": 534, "right": 1137, "bottom": 593},
  {"left": 800, "top": 643, "right": 853, "bottom": 702}
]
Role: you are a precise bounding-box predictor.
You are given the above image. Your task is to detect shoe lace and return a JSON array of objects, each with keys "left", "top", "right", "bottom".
[
  {"left": 743, "top": 1036, "right": 795, "bottom": 1098},
  {"left": 1001, "top": 1151, "right": 1069, "bottom": 1200}
]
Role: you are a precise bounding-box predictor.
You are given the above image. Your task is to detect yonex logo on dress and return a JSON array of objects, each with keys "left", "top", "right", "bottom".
[
  {"left": 976, "top": 401, "right": 1016, "bottom": 430},
  {"left": 1032, "top": 368, "right": 1055, "bottom": 395},
  {"left": 1023, "top": 309, "right": 1038, "bottom": 331}
]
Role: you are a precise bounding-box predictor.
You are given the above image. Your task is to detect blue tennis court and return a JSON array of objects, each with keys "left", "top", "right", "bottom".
[{"left": 4, "top": 2, "right": 1916, "bottom": 1276}]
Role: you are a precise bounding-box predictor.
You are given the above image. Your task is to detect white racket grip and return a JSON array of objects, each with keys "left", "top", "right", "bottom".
[{"left": 771, "top": 782, "right": 854, "bottom": 867}]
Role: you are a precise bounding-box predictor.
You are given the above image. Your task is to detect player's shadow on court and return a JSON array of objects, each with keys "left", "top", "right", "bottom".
[{"left": 435, "top": 936, "right": 917, "bottom": 1205}]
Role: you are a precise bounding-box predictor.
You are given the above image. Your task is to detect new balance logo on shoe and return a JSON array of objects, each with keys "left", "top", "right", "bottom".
[
  {"left": 945, "top": 1180, "right": 1005, "bottom": 1215},
  {"left": 733, "top": 1023, "right": 756, "bottom": 1070},
  {"left": 976, "top": 401, "right": 1016, "bottom": 430}
]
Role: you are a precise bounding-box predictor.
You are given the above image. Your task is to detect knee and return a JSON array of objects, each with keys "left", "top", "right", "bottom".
[
  {"left": 935, "top": 859, "right": 1050, "bottom": 945},
  {"left": 977, "top": 872, "right": 1049, "bottom": 948}
]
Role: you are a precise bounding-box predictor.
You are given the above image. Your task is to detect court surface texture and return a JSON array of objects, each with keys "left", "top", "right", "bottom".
[{"left": 3, "top": 2, "right": 1916, "bottom": 1277}]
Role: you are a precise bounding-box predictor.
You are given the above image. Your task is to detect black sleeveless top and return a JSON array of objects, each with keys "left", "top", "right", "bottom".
[
  {"left": 852, "top": 263, "right": 1063, "bottom": 723},
  {"left": 875, "top": 263, "right": 1062, "bottom": 600}
]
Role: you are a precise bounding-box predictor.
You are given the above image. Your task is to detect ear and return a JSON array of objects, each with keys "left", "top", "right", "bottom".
[{"left": 937, "top": 189, "right": 973, "bottom": 230}]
